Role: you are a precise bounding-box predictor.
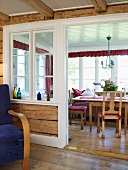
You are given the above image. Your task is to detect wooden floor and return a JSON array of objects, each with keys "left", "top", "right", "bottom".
[
  {"left": 0, "top": 143, "right": 128, "bottom": 170},
  {"left": 66, "top": 121, "right": 128, "bottom": 160}
]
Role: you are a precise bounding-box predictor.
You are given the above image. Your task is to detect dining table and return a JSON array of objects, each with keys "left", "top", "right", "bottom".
[{"left": 72, "top": 95, "right": 128, "bottom": 135}]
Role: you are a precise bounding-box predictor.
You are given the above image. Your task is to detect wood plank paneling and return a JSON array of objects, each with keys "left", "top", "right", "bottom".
[
  {"left": 23, "top": 104, "right": 58, "bottom": 120},
  {"left": 0, "top": 13, "right": 45, "bottom": 27},
  {"left": 0, "top": 64, "right": 3, "bottom": 76},
  {"left": 29, "top": 119, "right": 58, "bottom": 135},
  {"left": 11, "top": 103, "right": 23, "bottom": 112},
  {"left": 54, "top": 4, "right": 128, "bottom": 19},
  {"left": 0, "top": 30, "right": 3, "bottom": 41},
  {"left": 0, "top": 54, "right": 3, "bottom": 63},
  {"left": 0, "top": 41, "right": 2, "bottom": 54},
  {"left": 0, "top": 11, "right": 9, "bottom": 21},
  {"left": 11, "top": 103, "right": 58, "bottom": 136}
]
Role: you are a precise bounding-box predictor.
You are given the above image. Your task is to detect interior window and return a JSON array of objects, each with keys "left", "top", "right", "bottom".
[
  {"left": 118, "top": 55, "right": 128, "bottom": 90},
  {"left": 13, "top": 34, "right": 29, "bottom": 98},
  {"left": 11, "top": 30, "right": 54, "bottom": 100},
  {"left": 68, "top": 58, "right": 79, "bottom": 90},
  {"left": 34, "top": 31, "right": 53, "bottom": 99}
]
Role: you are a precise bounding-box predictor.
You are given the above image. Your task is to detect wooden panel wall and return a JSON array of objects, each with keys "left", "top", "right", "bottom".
[
  {"left": 11, "top": 103, "right": 58, "bottom": 137},
  {"left": 54, "top": 4, "right": 128, "bottom": 19}
]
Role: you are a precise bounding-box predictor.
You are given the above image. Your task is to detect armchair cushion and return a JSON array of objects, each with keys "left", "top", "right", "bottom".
[
  {"left": 0, "top": 124, "right": 23, "bottom": 148},
  {"left": 0, "top": 123, "right": 24, "bottom": 164}
]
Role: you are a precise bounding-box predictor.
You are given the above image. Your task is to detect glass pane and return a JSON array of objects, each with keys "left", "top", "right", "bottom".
[
  {"left": 68, "top": 79, "right": 79, "bottom": 90},
  {"left": 35, "top": 55, "right": 53, "bottom": 76},
  {"left": 13, "top": 77, "right": 29, "bottom": 98},
  {"left": 68, "top": 68, "right": 79, "bottom": 79},
  {"left": 99, "top": 67, "right": 111, "bottom": 80},
  {"left": 13, "top": 55, "right": 29, "bottom": 76},
  {"left": 83, "top": 57, "right": 95, "bottom": 67},
  {"left": 68, "top": 58, "right": 79, "bottom": 68},
  {"left": 118, "top": 55, "right": 128, "bottom": 66},
  {"left": 35, "top": 31, "right": 53, "bottom": 54},
  {"left": 118, "top": 67, "right": 128, "bottom": 79},
  {"left": 35, "top": 77, "right": 53, "bottom": 99},
  {"left": 83, "top": 68, "right": 95, "bottom": 79},
  {"left": 13, "top": 34, "right": 29, "bottom": 54},
  {"left": 83, "top": 80, "right": 94, "bottom": 90}
]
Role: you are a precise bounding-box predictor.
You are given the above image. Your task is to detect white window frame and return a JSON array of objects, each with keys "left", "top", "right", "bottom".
[
  {"left": 3, "top": 22, "right": 59, "bottom": 104},
  {"left": 11, "top": 32, "right": 30, "bottom": 98},
  {"left": 33, "top": 29, "right": 54, "bottom": 100}
]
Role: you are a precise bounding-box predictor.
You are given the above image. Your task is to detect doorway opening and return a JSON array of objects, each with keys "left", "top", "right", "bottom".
[{"left": 65, "top": 22, "right": 128, "bottom": 160}]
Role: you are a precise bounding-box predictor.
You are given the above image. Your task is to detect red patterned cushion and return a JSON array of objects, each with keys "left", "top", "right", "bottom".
[
  {"left": 72, "top": 88, "right": 85, "bottom": 97},
  {"left": 69, "top": 106, "right": 87, "bottom": 111}
]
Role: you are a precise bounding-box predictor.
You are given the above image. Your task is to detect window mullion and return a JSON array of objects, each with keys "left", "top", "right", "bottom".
[
  {"left": 30, "top": 30, "right": 34, "bottom": 100},
  {"left": 79, "top": 57, "right": 83, "bottom": 90}
]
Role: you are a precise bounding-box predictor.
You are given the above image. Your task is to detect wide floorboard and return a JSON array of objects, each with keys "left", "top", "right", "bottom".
[
  {"left": 66, "top": 122, "right": 128, "bottom": 160},
  {"left": 0, "top": 143, "right": 128, "bottom": 170}
]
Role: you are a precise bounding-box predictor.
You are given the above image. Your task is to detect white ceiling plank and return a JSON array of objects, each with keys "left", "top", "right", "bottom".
[
  {"left": 42, "top": 0, "right": 93, "bottom": 11},
  {"left": 20, "top": 0, "right": 53, "bottom": 17},
  {"left": 0, "top": 11, "right": 9, "bottom": 20},
  {"left": 0, "top": 0, "right": 127, "bottom": 16},
  {"left": 92, "top": 0, "right": 107, "bottom": 12}
]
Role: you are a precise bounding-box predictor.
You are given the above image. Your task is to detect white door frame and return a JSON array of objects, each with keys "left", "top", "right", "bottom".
[{"left": 59, "top": 12, "right": 128, "bottom": 146}]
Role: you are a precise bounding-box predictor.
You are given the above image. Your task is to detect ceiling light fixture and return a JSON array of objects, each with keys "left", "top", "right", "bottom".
[{"left": 101, "top": 36, "right": 114, "bottom": 69}]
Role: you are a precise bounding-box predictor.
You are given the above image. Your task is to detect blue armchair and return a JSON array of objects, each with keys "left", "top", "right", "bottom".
[{"left": 0, "top": 84, "right": 30, "bottom": 169}]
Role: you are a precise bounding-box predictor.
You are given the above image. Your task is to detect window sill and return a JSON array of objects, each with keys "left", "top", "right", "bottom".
[{"left": 11, "top": 99, "right": 59, "bottom": 106}]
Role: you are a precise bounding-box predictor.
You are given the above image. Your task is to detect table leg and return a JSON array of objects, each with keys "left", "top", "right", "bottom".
[
  {"left": 89, "top": 102, "right": 92, "bottom": 132},
  {"left": 124, "top": 104, "right": 127, "bottom": 135}
]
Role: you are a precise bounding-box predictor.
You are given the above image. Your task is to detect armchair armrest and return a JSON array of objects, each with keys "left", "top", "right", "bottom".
[{"left": 8, "top": 110, "right": 30, "bottom": 161}]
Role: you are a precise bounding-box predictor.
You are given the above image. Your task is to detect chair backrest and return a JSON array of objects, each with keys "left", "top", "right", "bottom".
[
  {"left": 102, "top": 91, "right": 122, "bottom": 116},
  {"left": 68, "top": 90, "right": 74, "bottom": 105},
  {"left": 0, "top": 84, "right": 13, "bottom": 125}
]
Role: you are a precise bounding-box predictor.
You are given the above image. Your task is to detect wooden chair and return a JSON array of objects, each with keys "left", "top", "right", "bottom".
[
  {"left": 97, "top": 91, "right": 122, "bottom": 138},
  {"left": 68, "top": 90, "right": 88, "bottom": 129},
  {"left": 0, "top": 84, "right": 30, "bottom": 170}
]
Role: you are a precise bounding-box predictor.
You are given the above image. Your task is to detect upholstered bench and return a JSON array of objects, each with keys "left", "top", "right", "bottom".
[{"left": 69, "top": 105, "right": 87, "bottom": 129}]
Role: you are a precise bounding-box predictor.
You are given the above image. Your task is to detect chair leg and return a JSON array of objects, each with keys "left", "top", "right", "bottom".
[
  {"left": 95, "top": 107, "right": 98, "bottom": 125},
  {"left": 118, "top": 119, "right": 121, "bottom": 138},
  {"left": 69, "top": 112, "right": 72, "bottom": 125},
  {"left": 116, "top": 119, "right": 119, "bottom": 133},
  {"left": 102, "top": 119, "right": 105, "bottom": 138},
  {"left": 97, "top": 116, "right": 100, "bottom": 133},
  {"left": 81, "top": 112, "right": 84, "bottom": 130},
  {"left": 22, "top": 157, "right": 29, "bottom": 170},
  {"left": 84, "top": 111, "right": 86, "bottom": 125}
]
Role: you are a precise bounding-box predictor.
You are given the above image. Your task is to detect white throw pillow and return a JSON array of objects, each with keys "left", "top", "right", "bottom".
[{"left": 81, "top": 88, "right": 98, "bottom": 97}]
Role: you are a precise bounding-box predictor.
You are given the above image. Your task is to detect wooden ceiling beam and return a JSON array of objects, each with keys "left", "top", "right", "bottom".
[
  {"left": 0, "top": 11, "right": 9, "bottom": 21},
  {"left": 92, "top": 0, "right": 107, "bottom": 12},
  {"left": 20, "top": 0, "right": 53, "bottom": 17}
]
